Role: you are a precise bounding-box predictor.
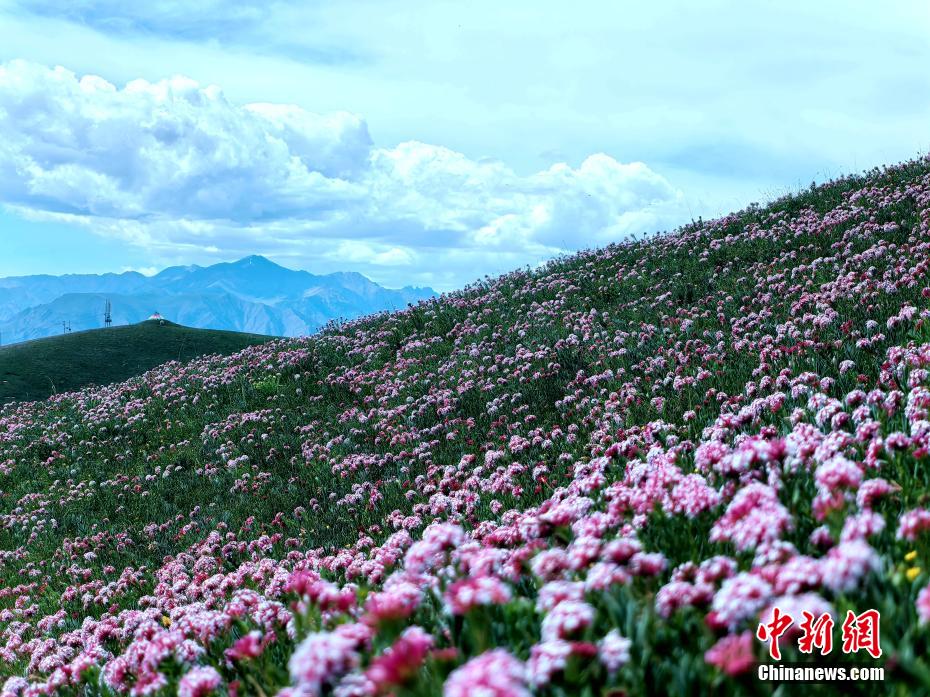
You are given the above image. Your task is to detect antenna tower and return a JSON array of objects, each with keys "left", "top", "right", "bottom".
[{"left": 104, "top": 299, "right": 112, "bottom": 328}]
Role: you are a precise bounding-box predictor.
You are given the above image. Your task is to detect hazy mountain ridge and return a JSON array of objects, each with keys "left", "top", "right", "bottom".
[{"left": 0, "top": 257, "right": 435, "bottom": 344}]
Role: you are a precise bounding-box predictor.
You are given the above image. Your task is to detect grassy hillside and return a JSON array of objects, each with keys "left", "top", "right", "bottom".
[
  {"left": 0, "top": 320, "right": 272, "bottom": 404},
  {"left": 2, "top": 156, "right": 930, "bottom": 695}
]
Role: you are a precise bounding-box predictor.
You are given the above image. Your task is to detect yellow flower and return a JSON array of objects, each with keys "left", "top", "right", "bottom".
[
  {"left": 907, "top": 567, "right": 922, "bottom": 582},
  {"left": 905, "top": 550, "right": 918, "bottom": 562},
  {"left": 161, "top": 615, "right": 172, "bottom": 627}
]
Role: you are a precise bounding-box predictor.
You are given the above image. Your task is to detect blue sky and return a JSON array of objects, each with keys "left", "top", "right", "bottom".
[{"left": 0, "top": 1, "right": 928, "bottom": 290}]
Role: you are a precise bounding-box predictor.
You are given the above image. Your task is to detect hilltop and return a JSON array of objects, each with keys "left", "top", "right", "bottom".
[
  {"left": 2, "top": 157, "right": 930, "bottom": 695},
  {"left": 0, "top": 320, "right": 272, "bottom": 404}
]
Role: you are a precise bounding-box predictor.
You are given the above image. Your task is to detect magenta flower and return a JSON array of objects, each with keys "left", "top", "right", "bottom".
[
  {"left": 705, "top": 632, "right": 755, "bottom": 676},
  {"left": 917, "top": 585, "right": 930, "bottom": 624},
  {"left": 444, "top": 649, "right": 529, "bottom": 697},
  {"left": 177, "top": 666, "right": 223, "bottom": 697},
  {"left": 598, "top": 629, "right": 632, "bottom": 674},
  {"left": 541, "top": 600, "right": 595, "bottom": 641},
  {"left": 289, "top": 632, "right": 361, "bottom": 695},
  {"left": 365, "top": 626, "right": 434, "bottom": 690},
  {"left": 710, "top": 483, "right": 792, "bottom": 552},
  {"left": 444, "top": 576, "right": 512, "bottom": 615},
  {"left": 897, "top": 508, "right": 930, "bottom": 541}
]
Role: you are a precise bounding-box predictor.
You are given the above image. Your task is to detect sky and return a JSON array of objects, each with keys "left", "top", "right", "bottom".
[{"left": 0, "top": 1, "right": 928, "bottom": 291}]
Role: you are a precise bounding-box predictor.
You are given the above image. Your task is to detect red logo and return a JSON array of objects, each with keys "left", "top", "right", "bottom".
[
  {"left": 841, "top": 609, "right": 882, "bottom": 659},
  {"left": 757, "top": 608, "right": 881, "bottom": 659},
  {"left": 756, "top": 607, "right": 794, "bottom": 660},
  {"left": 798, "top": 611, "right": 834, "bottom": 655}
]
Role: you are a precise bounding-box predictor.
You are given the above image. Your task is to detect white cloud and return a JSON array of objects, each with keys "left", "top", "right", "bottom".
[
  {"left": 0, "top": 61, "right": 370, "bottom": 220},
  {"left": 366, "top": 143, "right": 683, "bottom": 252},
  {"left": 0, "top": 60, "right": 689, "bottom": 289}
]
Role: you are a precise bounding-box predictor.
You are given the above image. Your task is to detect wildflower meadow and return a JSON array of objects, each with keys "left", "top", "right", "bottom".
[{"left": 5, "top": 157, "right": 930, "bottom": 695}]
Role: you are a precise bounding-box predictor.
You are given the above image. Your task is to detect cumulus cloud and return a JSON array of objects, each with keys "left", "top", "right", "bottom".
[
  {"left": 0, "top": 60, "right": 689, "bottom": 288},
  {"left": 0, "top": 61, "right": 370, "bottom": 219},
  {"left": 367, "top": 142, "right": 682, "bottom": 252}
]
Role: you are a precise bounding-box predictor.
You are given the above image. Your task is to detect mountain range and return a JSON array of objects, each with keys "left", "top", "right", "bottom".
[{"left": 0, "top": 256, "right": 435, "bottom": 344}]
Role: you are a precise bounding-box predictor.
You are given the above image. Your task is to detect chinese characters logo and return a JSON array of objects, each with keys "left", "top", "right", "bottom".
[{"left": 757, "top": 608, "right": 881, "bottom": 660}]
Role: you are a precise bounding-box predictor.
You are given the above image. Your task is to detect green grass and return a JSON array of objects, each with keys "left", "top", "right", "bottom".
[{"left": 0, "top": 320, "right": 274, "bottom": 404}]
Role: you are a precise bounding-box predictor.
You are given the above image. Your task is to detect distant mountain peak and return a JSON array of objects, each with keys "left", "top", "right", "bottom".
[
  {"left": 234, "top": 255, "right": 278, "bottom": 267},
  {"left": 0, "top": 257, "right": 437, "bottom": 345}
]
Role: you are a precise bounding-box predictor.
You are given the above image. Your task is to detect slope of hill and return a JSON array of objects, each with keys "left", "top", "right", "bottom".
[
  {"left": 2, "top": 157, "right": 930, "bottom": 695},
  {"left": 0, "top": 320, "right": 273, "bottom": 404},
  {"left": 0, "top": 256, "right": 435, "bottom": 343}
]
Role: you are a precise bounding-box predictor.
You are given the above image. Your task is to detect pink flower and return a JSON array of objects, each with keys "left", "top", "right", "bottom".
[
  {"left": 529, "top": 549, "right": 570, "bottom": 581},
  {"left": 840, "top": 510, "right": 886, "bottom": 542},
  {"left": 526, "top": 640, "right": 572, "bottom": 687},
  {"left": 656, "top": 581, "right": 714, "bottom": 618},
  {"left": 444, "top": 649, "right": 529, "bottom": 697},
  {"left": 771, "top": 555, "right": 821, "bottom": 595},
  {"left": 541, "top": 600, "right": 594, "bottom": 641},
  {"left": 711, "top": 573, "right": 773, "bottom": 631},
  {"left": 598, "top": 629, "right": 632, "bottom": 674},
  {"left": 809, "top": 525, "right": 834, "bottom": 548},
  {"left": 2, "top": 678, "right": 29, "bottom": 697},
  {"left": 897, "top": 508, "right": 930, "bottom": 541},
  {"left": 814, "top": 455, "right": 863, "bottom": 492},
  {"left": 225, "top": 631, "right": 265, "bottom": 662},
  {"left": 856, "top": 478, "right": 899, "bottom": 509},
  {"left": 705, "top": 632, "right": 755, "bottom": 676},
  {"left": 697, "top": 556, "right": 737, "bottom": 585},
  {"left": 601, "top": 537, "right": 642, "bottom": 564},
  {"left": 628, "top": 551, "right": 667, "bottom": 576},
  {"left": 667, "top": 474, "right": 721, "bottom": 518},
  {"left": 710, "top": 483, "right": 792, "bottom": 552},
  {"left": 178, "top": 666, "right": 222, "bottom": 697},
  {"left": 444, "top": 576, "right": 512, "bottom": 615},
  {"left": 289, "top": 632, "right": 361, "bottom": 695},
  {"left": 536, "top": 581, "right": 584, "bottom": 613},
  {"left": 333, "top": 673, "right": 376, "bottom": 697},
  {"left": 917, "top": 585, "right": 930, "bottom": 624},
  {"left": 364, "top": 581, "right": 422, "bottom": 624},
  {"left": 584, "top": 561, "right": 631, "bottom": 591},
  {"left": 821, "top": 540, "right": 880, "bottom": 593},
  {"left": 365, "top": 626, "right": 434, "bottom": 690}
]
